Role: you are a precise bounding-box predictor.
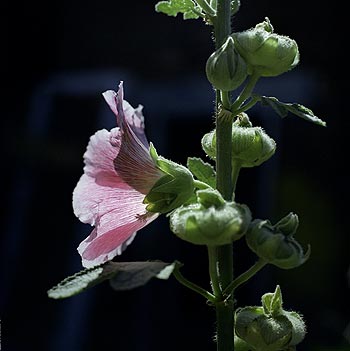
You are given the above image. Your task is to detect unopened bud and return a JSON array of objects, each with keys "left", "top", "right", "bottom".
[
  {"left": 235, "top": 286, "right": 306, "bottom": 350},
  {"left": 232, "top": 18, "right": 299, "bottom": 77},
  {"left": 170, "top": 188, "right": 251, "bottom": 246},
  {"left": 246, "top": 213, "right": 310, "bottom": 269},
  {"left": 206, "top": 36, "right": 247, "bottom": 91},
  {"left": 201, "top": 113, "right": 276, "bottom": 167}
]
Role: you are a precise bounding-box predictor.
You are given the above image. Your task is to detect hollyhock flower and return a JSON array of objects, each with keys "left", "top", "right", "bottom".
[{"left": 73, "top": 82, "right": 194, "bottom": 268}]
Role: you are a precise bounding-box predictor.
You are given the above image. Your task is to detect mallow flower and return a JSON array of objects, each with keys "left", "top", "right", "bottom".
[{"left": 73, "top": 82, "right": 194, "bottom": 268}]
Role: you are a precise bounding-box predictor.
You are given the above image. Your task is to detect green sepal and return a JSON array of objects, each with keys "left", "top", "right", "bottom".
[
  {"left": 47, "top": 261, "right": 176, "bottom": 299},
  {"left": 155, "top": 0, "right": 202, "bottom": 19},
  {"left": 262, "top": 285, "right": 283, "bottom": 317},
  {"left": 187, "top": 157, "right": 216, "bottom": 188},
  {"left": 170, "top": 192, "right": 251, "bottom": 246},
  {"left": 145, "top": 144, "right": 194, "bottom": 213},
  {"left": 257, "top": 95, "right": 326, "bottom": 127},
  {"left": 234, "top": 336, "right": 253, "bottom": 351}
]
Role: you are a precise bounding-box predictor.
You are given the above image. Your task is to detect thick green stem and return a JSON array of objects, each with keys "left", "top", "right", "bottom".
[{"left": 212, "top": 1, "right": 235, "bottom": 351}]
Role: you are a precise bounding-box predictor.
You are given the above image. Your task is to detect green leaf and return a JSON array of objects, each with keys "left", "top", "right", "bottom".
[
  {"left": 155, "top": 0, "right": 201, "bottom": 19},
  {"left": 257, "top": 95, "right": 326, "bottom": 127},
  {"left": 187, "top": 157, "right": 216, "bottom": 188},
  {"left": 109, "top": 261, "right": 176, "bottom": 291},
  {"left": 47, "top": 261, "right": 175, "bottom": 299}
]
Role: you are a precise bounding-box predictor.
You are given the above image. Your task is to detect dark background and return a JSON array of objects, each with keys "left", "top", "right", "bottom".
[{"left": 2, "top": 1, "right": 349, "bottom": 350}]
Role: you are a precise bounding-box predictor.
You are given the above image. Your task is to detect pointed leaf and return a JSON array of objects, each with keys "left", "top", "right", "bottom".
[
  {"left": 187, "top": 157, "right": 216, "bottom": 188},
  {"left": 257, "top": 95, "right": 326, "bottom": 127},
  {"left": 48, "top": 261, "right": 176, "bottom": 299},
  {"left": 155, "top": 0, "right": 201, "bottom": 19}
]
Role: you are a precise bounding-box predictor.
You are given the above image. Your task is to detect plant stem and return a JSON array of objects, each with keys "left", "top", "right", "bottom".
[
  {"left": 173, "top": 265, "right": 216, "bottom": 302},
  {"left": 231, "top": 73, "right": 260, "bottom": 114},
  {"left": 223, "top": 259, "right": 267, "bottom": 298},
  {"left": 231, "top": 160, "right": 241, "bottom": 201},
  {"left": 213, "top": 1, "right": 235, "bottom": 351},
  {"left": 208, "top": 246, "right": 223, "bottom": 298}
]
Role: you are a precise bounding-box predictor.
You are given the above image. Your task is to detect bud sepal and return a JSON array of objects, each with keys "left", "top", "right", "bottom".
[
  {"left": 170, "top": 188, "right": 251, "bottom": 246},
  {"left": 143, "top": 143, "right": 195, "bottom": 213}
]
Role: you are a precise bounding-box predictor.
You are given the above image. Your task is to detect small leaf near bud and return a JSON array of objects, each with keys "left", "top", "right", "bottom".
[
  {"left": 206, "top": 36, "right": 247, "bottom": 91},
  {"left": 232, "top": 18, "right": 299, "bottom": 77},
  {"left": 170, "top": 191, "right": 251, "bottom": 246},
  {"left": 246, "top": 213, "right": 310, "bottom": 269}
]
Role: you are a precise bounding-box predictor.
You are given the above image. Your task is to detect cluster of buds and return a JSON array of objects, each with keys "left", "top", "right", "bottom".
[
  {"left": 235, "top": 286, "right": 306, "bottom": 350},
  {"left": 206, "top": 18, "right": 299, "bottom": 90}
]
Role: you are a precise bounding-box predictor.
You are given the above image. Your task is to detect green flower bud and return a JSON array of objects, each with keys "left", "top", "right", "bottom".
[
  {"left": 235, "top": 286, "right": 306, "bottom": 351},
  {"left": 206, "top": 36, "right": 247, "bottom": 91},
  {"left": 246, "top": 213, "right": 310, "bottom": 269},
  {"left": 170, "top": 188, "right": 251, "bottom": 246},
  {"left": 201, "top": 113, "right": 276, "bottom": 167},
  {"left": 201, "top": 129, "right": 216, "bottom": 159},
  {"left": 144, "top": 144, "right": 195, "bottom": 213},
  {"left": 232, "top": 18, "right": 299, "bottom": 77}
]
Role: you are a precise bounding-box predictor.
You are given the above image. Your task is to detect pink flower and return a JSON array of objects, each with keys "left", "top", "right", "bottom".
[{"left": 73, "top": 82, "right": 163, "bottom": 268}]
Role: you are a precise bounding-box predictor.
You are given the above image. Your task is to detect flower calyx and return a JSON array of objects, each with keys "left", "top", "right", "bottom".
[
  {"left": 143, "top": 144, "right": 195, "bottom": 213},
  {"left": 169, "top": 188, "right": 251, "bottom": 246},
  {"left": 232, "top": 17, "right": 299, "bottom": 77},
  {"left": 235, "top": 285, "right": 306, "bottom": 351},
  {"left": 201, "top": 113, "right": 276, "bottom": 168},
  {"left": 246, "top": 212, "right": 310, "bottom": 269}
]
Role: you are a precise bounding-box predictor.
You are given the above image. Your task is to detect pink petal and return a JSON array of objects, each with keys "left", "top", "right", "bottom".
[
  {"left": 102, "top": 82, "right": 148, "bottom": 147},
  {"left": 78, "top": 212, "right": 158, "bottom": 268},
  {"left": 73, "top": 173, "right": 141, "bottom": 226},
  {"left": 83, "top": 128, "right": 123, "bottom": 180},
  {"left": 102, "top": 82, "right": 163, "bottom": 194}
]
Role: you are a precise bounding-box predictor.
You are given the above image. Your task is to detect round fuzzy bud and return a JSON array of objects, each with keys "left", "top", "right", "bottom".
[
  {"left": 206, "top": 36, "right": 247, "bottom": 91},
  {"left": 201, "top": 129, "right": 216, "bottom": 160},
  {"left": 235, "top": 286, "right": 306, "bottom": 350},
  {"left": 232, "top": 18, "right": 299, "bottom": 77},
  {"left": 246, "top": 213, "right": 310, "bottom": 269},
  {"left": 201, "top": 113, "right": 276, "bottom": 167},
  {"left": 231, "top": 119, "right": 276, "bottom": 167},
  {"left": 169, "top": 189, "right": 251, "bottom": 246}
]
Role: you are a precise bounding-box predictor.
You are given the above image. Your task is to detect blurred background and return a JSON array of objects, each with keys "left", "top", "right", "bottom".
[{"left": 2, "top": 0, "right": 349, "bottom": 350}]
